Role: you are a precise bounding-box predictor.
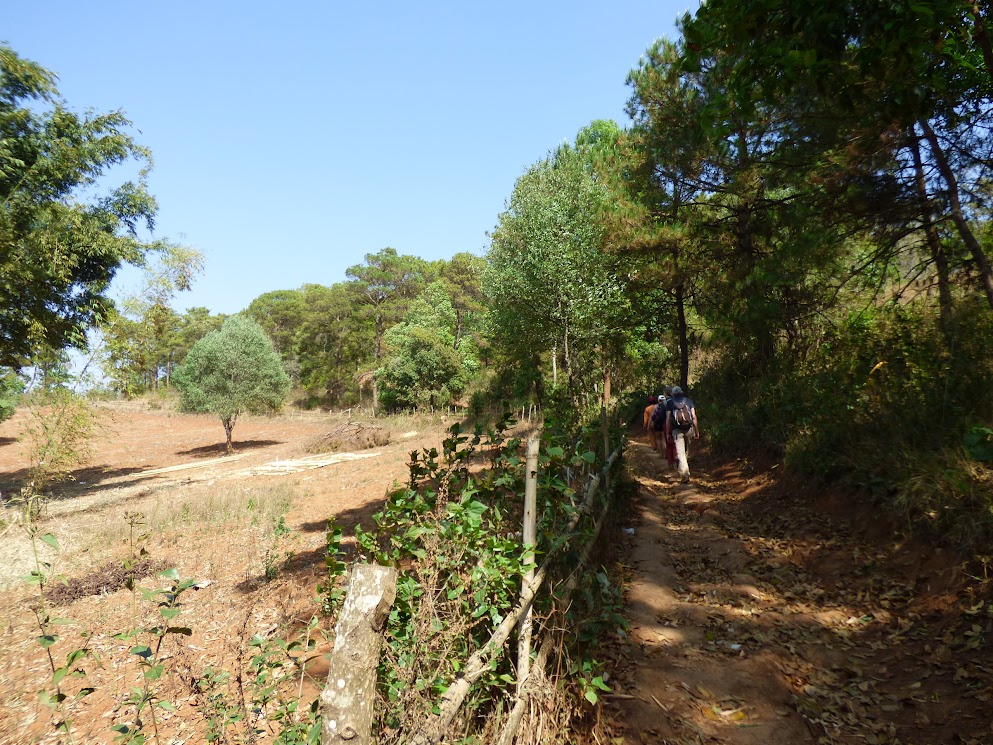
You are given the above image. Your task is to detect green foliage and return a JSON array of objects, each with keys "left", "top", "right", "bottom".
[
  {"left": 111, "top": 568, "right": 198, "bottom": 744},
  {"left": 378, "top": 283, "right": 477, "bottom": 410},
  {"left": 100, "top": 245, "right": 204, "bottom": 397},
  {"left": 353, "top": 415, "right": 625, "bottom": 741},
  {"left": 316, "top": 517, "right": 347, "bottom": 616},
  {"left": 0, "top": 45, "right": 162, "bottom": 366},
  {"left": 698, "top": 298, "right": 993, "bottom": 548},
  {"left": 24, "top": 528, "right": 96, "bottom": 743},
  {"left": 0, "top": 367, "right": 23, "bottom": 422},
  {"left": 486, "top": 144, "right": 630, "bottom": 396},
  {"left": 22, "top": 385, "right": 101, "bottom": 496},
  {"left": 246, "top": 289, "right": 306, "bottom": 359},
  {"left": 964, "top": 427, "right": 993, "bottom": 464},
  {"left": 293, "top": 282, "right": 372, "bottom": 407},
  {"left": 175, "top": 315, "right": 291, "bottom": 451}
]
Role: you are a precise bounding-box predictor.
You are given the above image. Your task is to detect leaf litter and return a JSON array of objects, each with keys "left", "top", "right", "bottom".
[{"left": 598, "top": 436, "right": 993, "bottom": 745}]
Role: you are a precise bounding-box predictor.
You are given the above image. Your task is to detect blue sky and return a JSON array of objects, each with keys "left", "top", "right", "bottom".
[{"left": 5, "top": 1, "right": 692, "bottom": 315}]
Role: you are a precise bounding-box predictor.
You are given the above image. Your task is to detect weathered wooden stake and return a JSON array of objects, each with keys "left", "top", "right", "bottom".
[
  {"left": 517, "top": 435, "right": 540, "bottom": 692},
  {"left": 321, "top": 563, "right": 398, "bottom": 745}
]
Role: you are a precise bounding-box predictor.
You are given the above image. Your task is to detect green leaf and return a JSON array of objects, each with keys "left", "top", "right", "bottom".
[
  {"left": 130, "top": 645, "right": 153, "bottom": 659},
  {"left": 156, "top": 700, "right": 176, "bottom": 711},
  {"left": 584, "top": 689, "right": 599, "bottom": 704},
  {"left": 40, "top": 533, "right": 59, "bottom": 550},
  {"left": 158, "top": 568, "right": 180, "bottom": 581},
  {"left": 144, "top": 664, "right": 164, "bottom": 681},
  {"left": 37, "top": 634, "right": 57, "bottom": 649},
  {"left": 159, "top": 607, "right": 181, "bottom": 620}
]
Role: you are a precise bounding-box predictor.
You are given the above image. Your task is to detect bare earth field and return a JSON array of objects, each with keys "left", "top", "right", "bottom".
[{"left": 0, "top": 402, "right": 448, "bottom": 745}]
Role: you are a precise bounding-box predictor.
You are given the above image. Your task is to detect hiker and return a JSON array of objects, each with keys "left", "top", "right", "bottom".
[
  {"left": 660, "top": 386, "right": 677, "bottom": 466},
  {"left": 642, "top": 395, "right": 659, "bottom": 451},
  {"left": 665, "top": 385, "right": 699, "bottom": 483},
  {"left": 650, "top": 392, "right": 668, "bottom": 452}
]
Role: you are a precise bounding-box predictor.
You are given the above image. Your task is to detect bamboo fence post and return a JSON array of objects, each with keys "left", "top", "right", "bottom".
[
  {"left": 411, "top": 443, "right": 624, "bottom": 745},
  {"left": 517, "top": 435, "right": 540, "bottom": 692},
  {"left": 320, "top": 563, "right": 398, "bottom": 745},
  {"left": 496, "top": 465, "right": 618, "bottom": 745}
]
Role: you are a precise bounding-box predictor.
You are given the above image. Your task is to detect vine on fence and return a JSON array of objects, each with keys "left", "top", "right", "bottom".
[{"left": 356, "top": 411, "right": 627, "bottom": 743}]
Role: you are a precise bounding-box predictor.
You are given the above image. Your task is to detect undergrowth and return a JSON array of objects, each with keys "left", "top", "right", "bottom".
[
  {"left": 356, "top": 411, "right": 627, "bottom": 743},
  {"left": 696, "top": 296, "right": 993, "bottom": 549}
]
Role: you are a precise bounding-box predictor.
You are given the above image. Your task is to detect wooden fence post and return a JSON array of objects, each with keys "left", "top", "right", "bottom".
[
  {"left": 517, "top": 435, "right": 540, "bottom": 692},
  {"left": 321, "top": 563, "right": 398, "bottom": 745}
]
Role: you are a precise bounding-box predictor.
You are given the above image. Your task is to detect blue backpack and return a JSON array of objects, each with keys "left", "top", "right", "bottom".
[{"left": 651, "top": 401, "right": 667, "bottom": 431}]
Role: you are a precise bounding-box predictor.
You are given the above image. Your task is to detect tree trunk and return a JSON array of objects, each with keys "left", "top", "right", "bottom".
[
  {"left": 321, "top": 564, "right": 398, "bottom": 745},
  {"left": 676, "top": 284, "right": 689, "bottom": 390},
  {"left": 971, "top": 2, "right": 993, "bottom": 89},
  {"left": 454, "top": 309, "right": 463, "bottom": 350},
  {"left": 551, "top": 343, "right": 557, "bottom": 388},
  {"left": 372, "top": 309, "right": 383, "bottom": 417},
  {"left": 223, "top": 417, "right": 235, "bottom": 454},
  {"left": 602, "top": 366, "right": 611, "bottom": 407},
  {"left": 920, "top": 119, "right": 993, "bottom": 310},
  {"left": 909, "top": 126, "right": 953, "bottom": 328}
]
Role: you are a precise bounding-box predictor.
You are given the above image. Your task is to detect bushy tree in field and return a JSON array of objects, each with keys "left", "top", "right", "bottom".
[{"left": 175, "top": 316, "right": 290, "bottom": 453}]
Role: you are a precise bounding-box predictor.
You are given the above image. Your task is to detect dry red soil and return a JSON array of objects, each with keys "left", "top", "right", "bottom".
[
  {"left": 0, "top": 403, "right": 448, "bottom": 745},
  {"left": 601, "top": 434, "right": 993, "bottom": 745}
]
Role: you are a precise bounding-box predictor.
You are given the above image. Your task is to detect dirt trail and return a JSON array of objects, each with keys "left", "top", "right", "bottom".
[{"left": 604, "top": 435, "right": 993, "bottom": 745}]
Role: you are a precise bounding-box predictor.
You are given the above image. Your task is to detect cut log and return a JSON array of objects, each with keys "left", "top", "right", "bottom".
[{"left": 321, "top": 563, "right": 398, "bottom": 745}]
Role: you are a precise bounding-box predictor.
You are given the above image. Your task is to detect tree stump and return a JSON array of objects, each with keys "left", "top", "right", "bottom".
[{"left": 321, "top": 563, "right": 398, "bottom": 744}]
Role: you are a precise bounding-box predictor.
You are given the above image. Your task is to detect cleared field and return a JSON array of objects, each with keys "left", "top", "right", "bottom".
[{"left": 0, "top": 403, "right": 447, "bottom": 744}]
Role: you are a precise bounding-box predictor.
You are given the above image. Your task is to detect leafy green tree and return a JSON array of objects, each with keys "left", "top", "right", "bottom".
[
  {"left": 679, "top": 0, "right": 993, "bottom": 311},
  {"left": 0, "top": 45, "right": 162, "bottom": 367},
  {"left": 175, "top": 316, "right": 291, "bottom": 453},
  {"left": 100, "top": 245, "right": 203, "bottom": 396},
  {"left": 378, "top": 285, "right": 475, "bottom": 410},
  {"left": 486, "top": 143, "right": 628, "bottom": 399},
  {"left": 246, "top": 289, "right": 306, "bottom": 359},
  {"left": 439, "top": 252, "right": 487, "bottom": 350},
  {"left": 175, "top": 306, "right": 226, "bottom": 358},
  {"left": 346, "top": 248, "right": 431, "bottom": 413},
  {"left": 626, "top": 33, "right": 853, "bottom": 376},
  {"left": 294, "top": 282, "right": 373, "bottom": 407}
]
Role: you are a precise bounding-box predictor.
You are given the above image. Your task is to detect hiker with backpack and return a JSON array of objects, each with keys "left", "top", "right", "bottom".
[
  {"left": 650, "top": 390, "right": 669, "bottom": 453},
  {"left": 657, "top": 386, "right": 676, "bottom": 464},
  {"left": 664, "top": 385, "right": 699, "bottom": 483}
]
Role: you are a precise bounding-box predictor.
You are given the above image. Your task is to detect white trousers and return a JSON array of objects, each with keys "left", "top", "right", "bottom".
[{"left": 673, "top": 429, "right": 692, "bottom": 481}]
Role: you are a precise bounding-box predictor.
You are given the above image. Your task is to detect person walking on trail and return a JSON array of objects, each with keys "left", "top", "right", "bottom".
[
  {"left": 660, "top": 385, "right": 677, "bottom": 467},
  {"left": 649, "top": 392, "right": 668, "bottom": 453},
  {"left": 665, "top": 385, "right": 699, "bottom": 483},
  {"left": 642, "top": 395, "right": 659, "bottom": 451}
]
